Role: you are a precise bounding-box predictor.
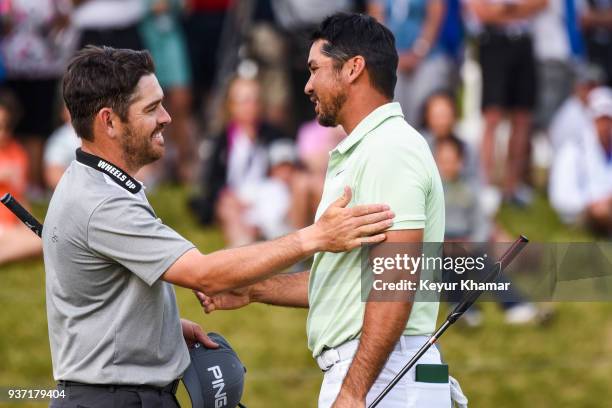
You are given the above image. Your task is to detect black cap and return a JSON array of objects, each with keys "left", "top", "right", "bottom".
[{"left": 182, "top": 333, "right": 247, "bottom": 408}]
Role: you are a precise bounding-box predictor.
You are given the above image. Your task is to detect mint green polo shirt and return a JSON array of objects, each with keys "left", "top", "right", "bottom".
[{"left": 307, "top": 102, "right": 445, "bottom": 357}]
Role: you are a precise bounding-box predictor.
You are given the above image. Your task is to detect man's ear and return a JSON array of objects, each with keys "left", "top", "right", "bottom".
[
  {"left": 97, "top": 107, "right": 118, "bottom": 139},
  {"left": 345, "top": 55, "right": 366, "bottom": 84}
]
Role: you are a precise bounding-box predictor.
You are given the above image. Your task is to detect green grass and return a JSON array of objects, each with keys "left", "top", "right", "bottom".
[{"left": 1, "top": 186, "right": 610, "bottom": 407}]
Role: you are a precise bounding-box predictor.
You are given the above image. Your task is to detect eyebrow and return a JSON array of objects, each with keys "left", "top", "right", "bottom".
[{"left": 143, "top": 97, "right": 163, "bottom": 111}]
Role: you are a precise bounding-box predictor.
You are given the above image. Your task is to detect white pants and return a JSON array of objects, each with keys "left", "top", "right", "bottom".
[{"left": 317, "top": 336, "right": 452, "bottom": 408}]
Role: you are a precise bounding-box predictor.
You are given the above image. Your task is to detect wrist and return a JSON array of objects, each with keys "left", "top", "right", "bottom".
[
  {"left": 297, "top": 225, "right": 324, "bottom": 255},
  {"left": 337, "top": 385, "right": 366, "bottom": 403},
  {"left": 340, "top": 370, "right": 368, "bottom": 401},
  {"left": 248, "top": 282, "right": 264, "bottom": 303}
]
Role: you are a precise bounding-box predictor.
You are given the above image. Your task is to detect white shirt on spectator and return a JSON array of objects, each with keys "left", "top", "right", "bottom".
[
  {"left": 238, "top": 179, "right": 292, "bottom": 239},
  {"left": 532, "top": 0, "right": 572, "bottom": 61},
  {"left": 72, "top": 0, "right": 144, "bottom": 29},
  {"left": 549, "top": 95, "right": 591, "bottom": 151},
  {"left": 549, "top": 124, "right": 612, "bottom": 222},
  {"left": 226, "top": 131, "right": 268, "bottom": 189},
  {"left": 44, "top": 123, "right": 81, "bottom": 169},
  {"left": 271, "top": 0, "right": 351, "bottom": 29}
]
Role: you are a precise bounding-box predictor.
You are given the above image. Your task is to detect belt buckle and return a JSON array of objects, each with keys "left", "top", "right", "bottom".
[{"left": 318, "top": 349, "right": 340, "bottom": 372}]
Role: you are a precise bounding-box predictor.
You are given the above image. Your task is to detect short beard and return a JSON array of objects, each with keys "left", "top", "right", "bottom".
[
  {"left": 317, "top": 89, "right": 347, "bottom": 127},
  {"left": 120, "top": 124, "right": 163, "bottom": 170}
]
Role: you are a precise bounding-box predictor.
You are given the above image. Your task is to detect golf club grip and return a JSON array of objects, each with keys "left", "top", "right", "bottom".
[
  {"left": 1, "top": 193, "right": 43, "bottom": 237},
  {"left": 499, "top": 235, "right": 529, "bottom": 270}
]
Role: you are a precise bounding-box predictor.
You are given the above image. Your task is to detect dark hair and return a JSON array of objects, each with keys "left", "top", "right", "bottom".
[
  {"left": 0, "top": 90, "right": 22, "bottom": 131},
  {"left": 436, "top": 135, "right": 465, "bottom": 159},
  {"left": 311, "top": 13, "right": 398, "bottom": 99},
  {"left": 62, "top": 46, "right": 155, "bottom": 141}
]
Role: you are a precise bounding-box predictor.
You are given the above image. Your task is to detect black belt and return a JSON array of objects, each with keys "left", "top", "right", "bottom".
[{"left": 58, "top": 379, "right": 180, "bottom": 395}]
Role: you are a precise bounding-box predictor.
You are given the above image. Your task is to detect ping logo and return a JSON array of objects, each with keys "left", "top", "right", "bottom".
[{"left": 207, "top": 365, "right": 228, "bottom": 407}]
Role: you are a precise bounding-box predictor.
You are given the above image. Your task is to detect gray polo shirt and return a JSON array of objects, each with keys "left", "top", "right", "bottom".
[{"left": 42, "top": 149, "right": 194, "bottom": 387}]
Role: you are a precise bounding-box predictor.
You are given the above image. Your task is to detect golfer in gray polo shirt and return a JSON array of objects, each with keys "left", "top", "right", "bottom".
[{"left": 43, "top": 46, "right": 394, "bottom": 408}]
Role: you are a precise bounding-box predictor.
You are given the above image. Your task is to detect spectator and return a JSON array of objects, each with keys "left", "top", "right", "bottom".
[
  {"left": 435, "top": 136, "right": 490, "bottom": 242},
  {"left": 532, "top": 0, "right": 585, "bottom": 130},
  {"left": 43, "top": 103, "right": 80, "bottom": 190},
  {"left": 235, "top": 139, "right": 314, "bottom": 241},
  {"left": 0, "top": 0, "right": 73, "bottom": 194},
  {"left": 422, "top": 91, "right": 481, "bottom": 184},
  {"left": 270, "top": 0, "right": 354, "bottom": 133},
  {"left": 140, "top": 0, "right": 194, "bottom": 183},
  {"left": 439, "top": 0, "right": 466, "bottom": 63},
  {"left": 549, "top": 63, "right": 605, "bottom": 151},
  {"left": 549, "top": 86, "right": 612, "bottom": 234},
  {"left": 368, "top": 0, "right": 456, "bottom": 125},
  {"left": 580, "top": 0, "right": 612, "bottom": 87},
  {"left": 72, "top": 0, "right": 145, "bottom": 49},
  {"left": 296, "top": 119, "right": 345, "bottom": 213},
  {"left": 0, "top": 92, "right": 42, "bottom": 265},
  {"left": 182, "top": 0, "right": 231, "bottom": 118},
  {"left": 246, "top": 23, "right": 293, "bottom": 134},
  {"left": 465, "top": 0, "right": 547, "bottom": 205},
  {"left": 190, "top": 76, "right": 285, "bottom": 243},
  {"left": 435, "top": 136, "right": 540, "bottom": 325}
]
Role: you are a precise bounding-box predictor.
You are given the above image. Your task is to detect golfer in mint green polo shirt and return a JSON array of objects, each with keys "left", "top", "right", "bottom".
[{"left": 200, "top": 13, "right": 454, "bottom": 408}]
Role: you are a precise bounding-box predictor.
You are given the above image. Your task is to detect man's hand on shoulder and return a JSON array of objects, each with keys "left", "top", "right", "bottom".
[{"left": 302, "top": 186, "right": 394, "bottom": 253}]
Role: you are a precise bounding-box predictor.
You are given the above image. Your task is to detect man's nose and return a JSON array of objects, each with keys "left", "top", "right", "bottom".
[
  {"left": 304, "top": 77, "right": 313, "bottom": 96},
  {"left": 159, "top": 104, "right": 172, "bottom": 125}
]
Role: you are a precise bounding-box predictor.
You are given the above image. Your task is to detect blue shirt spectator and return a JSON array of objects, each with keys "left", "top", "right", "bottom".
[{"left": 376, "top": 0, "right": 443, "bottom": 54}]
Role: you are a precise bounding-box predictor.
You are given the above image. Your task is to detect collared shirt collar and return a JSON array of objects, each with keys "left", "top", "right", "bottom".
[
  {"left": 334, "top": 102, "right": 404, "bottom": 155},
  {"left": 76, "top": 148, "right": 143, "bottom": 194}
]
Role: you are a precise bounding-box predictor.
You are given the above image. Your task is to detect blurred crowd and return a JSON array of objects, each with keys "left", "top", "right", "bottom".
[{"left": 0, "top": 0, "right": 611, "bottom": 293}]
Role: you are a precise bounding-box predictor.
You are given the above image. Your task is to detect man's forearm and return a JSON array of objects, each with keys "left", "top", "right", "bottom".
[
  {"left": 507, "top": 0, "right": 548, "bottom": 19},
  {"left": 338, "top": 301, "right": 413, "bottom": 400},
  {"left": 164, "top": 187, "right": 393, "bottom": 295},
  {"left": 414, "top": 0, "right": 445, "bottom": 56},
  {"left": 251, "top": 270, "right": 310, "bottom": 307},
  {"left": 198, "top": 227, "right": 320, "bottom": 295}
]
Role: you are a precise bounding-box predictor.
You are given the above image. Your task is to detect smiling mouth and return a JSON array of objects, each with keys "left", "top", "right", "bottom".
[
  {"left": 151, "top": 131, "right": 164, "bottom": 145},
  {"left": 311, "top": 98, "right": 320, "bottom": 113}
]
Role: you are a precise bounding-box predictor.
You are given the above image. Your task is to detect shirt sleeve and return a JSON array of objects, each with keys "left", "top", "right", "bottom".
[
  {"left": 355, "top": 143, "right": 430, "bottom": 230},
  {"left": 87, "top": 194, "right": 195, "bottom": 286}
]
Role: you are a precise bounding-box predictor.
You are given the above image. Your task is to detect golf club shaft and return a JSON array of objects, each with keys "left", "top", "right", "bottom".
[
  {"left": 1, "top": 193, "right": 43, "bottom": 237},
  {"left": 369, "top": 236, "right": 529, "bottom": 407},
  {"left": 448, "top": 236, "right": 528, "bottom": 322}
]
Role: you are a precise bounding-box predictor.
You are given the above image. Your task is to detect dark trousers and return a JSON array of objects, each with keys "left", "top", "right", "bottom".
[
  {"left": 49, "top": 381, "right": 180, "bottom": 408},
  {"left": 78, "top": 24, "right": 144, "bottom": 51}
]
